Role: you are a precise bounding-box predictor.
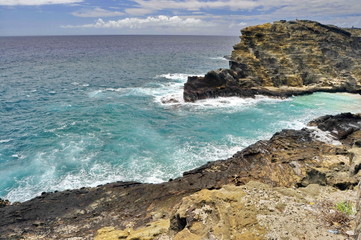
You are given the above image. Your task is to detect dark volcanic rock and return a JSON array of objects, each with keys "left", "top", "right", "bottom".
[
  {"left": 1, "top": 113, "right": 361, "bottom": 239},
  {"left": 0, "top": 198, "right": 10, "bottom": 208},
  {"left": 184, "top": 20, "right": 361, "bottom": 102},
  {"left": 309, "top": 112, "right": 361, "bottom": 140}
]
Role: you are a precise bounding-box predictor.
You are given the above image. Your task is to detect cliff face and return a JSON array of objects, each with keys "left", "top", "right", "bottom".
[
  {"left": 1, "top": 113, "right": 361, "bottom": 239},
  {"left": 184, "top": 20, "right": 361, "bottom": 102}
]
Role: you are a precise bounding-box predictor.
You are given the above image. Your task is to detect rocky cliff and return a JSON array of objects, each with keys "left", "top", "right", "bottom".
[
  {"left": 1, "top": 113, "right": 361, "bottom": 239},
  {"left": 184, "top": 20, "right": 361, "bottom": 102}
]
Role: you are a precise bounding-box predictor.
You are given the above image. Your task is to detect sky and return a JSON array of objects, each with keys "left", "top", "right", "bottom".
[{"left": 0, "top": 0, "right": 360, "bottom": 36}]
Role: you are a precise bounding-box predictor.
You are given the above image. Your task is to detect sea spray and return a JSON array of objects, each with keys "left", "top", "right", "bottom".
[{"left": 2, "top": 35, "right": 361, "bottom": 203}]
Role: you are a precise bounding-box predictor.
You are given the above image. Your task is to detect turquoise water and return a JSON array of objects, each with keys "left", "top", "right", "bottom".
[{"left": 1, "top": 36, "right": 361, "bottom": 202}]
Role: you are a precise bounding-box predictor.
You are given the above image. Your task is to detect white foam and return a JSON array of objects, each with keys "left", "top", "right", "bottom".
[
  {"left": 308, "top": 126, "right": 342, "bottom": 146},
  {"left": 190, "top": 95, "right": 284, "bottom": 109},
  {"left": 87, "top": 72, "right": 287, "bottom": 112},
  {"left": 88, "top": 87, "right": 152, "bottom": 99},
  {"left": 167, "top": 135, "right": 257, "bottom": 177},
  {"left": 87, "top": 89, "right": 103, "bottom": 98},
  {"left": 4, "top": 159, "right": 163, "bottom": 202},
  {"left": 152, "top": 73, "right": 200, "bottom": 104},
  {"left": 45, "top": 123, "right": 69, "bottom": 133},
  {"left": 155, "top": 73, "right": 202, "bottom": 82},
  {"left": 209, "top": 56, "right": 228, "bottom": 61},
  {"left": 0, "top": 139, "right": 12, "bottom": 143},
  {"left": 87, "top": 73, "right": 202, "bottom": 103},
  {"left": 152, "top": 73, "right": 288, "bottom": 111},
  {"left": 277, "top": 119, "right": 308, "bottom": 130},
  {"left": 3, "top": 132, "right": 259, "bottom": 203},
  {"left": 71, "top": 82, "right": 88, "bottom": 87}
]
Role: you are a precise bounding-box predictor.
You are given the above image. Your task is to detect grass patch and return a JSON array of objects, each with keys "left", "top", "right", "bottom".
[
  {"left": 317, "top": 200, "right": 355, "bottom": 229},
  {"left": 335, "top": 201, "right": 355, "bottom": 216}
]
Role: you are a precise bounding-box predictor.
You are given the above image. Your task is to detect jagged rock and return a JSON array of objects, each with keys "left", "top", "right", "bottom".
[
  {"left": 0, "top": 198, "right": 10, "bottom": 208},
  {"left": 0, "top": 113, "right": 360, "bottom": 239},
  {"left": 184, "top": 20, "right": 361, "bottom": 102},
  {"left": 309, "top": 112, "right": 361, "bottom": 141}
]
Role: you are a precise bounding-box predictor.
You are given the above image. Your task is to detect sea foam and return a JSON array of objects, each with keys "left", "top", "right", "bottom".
[
  {"left": 209, "top": 56, "right": 228, "bottom": 61},
  {"left": 153, "top": 73, "right": 287, "bottom": 112}
]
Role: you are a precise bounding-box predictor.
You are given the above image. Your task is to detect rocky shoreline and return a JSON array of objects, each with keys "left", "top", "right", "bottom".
[
  {"left": 2, "top": 20, "right": 361, "bottom": 240},
  {"left": 184, "top": 20, "right": 361, "bottom": 102},
  {"left": 1, "top": 112, "right": 361, "bottom": 239}
]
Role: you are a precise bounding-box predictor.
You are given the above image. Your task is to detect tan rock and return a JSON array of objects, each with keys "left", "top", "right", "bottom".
[
  {"left": 95, "top": 182, "right": 356, "bottom": 240},
  {"left": 95, "top": 219, "right": 170, "bottom": 240},
  {"left": 184, "top": 20, "right": 361, "bottom": 102},
  {"left": 170, "top": 185, "right": 264, "bottom": 240}
]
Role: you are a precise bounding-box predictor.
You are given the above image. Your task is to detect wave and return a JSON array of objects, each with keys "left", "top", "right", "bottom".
[
  {"left": 71, "top": 82, "right": 89, "bottom": 87},
  {"left": 153, "top": 73, "right": 288, "bottom": 111},
  {"left": 87, "top": 73, "right": 201, "bottom": 101},
  {"left": 155, "top": 73, "right": 202, "bottom": 82},
  {"left": 308, "top": 126, "right": 342, "bottom": 146},
  {"left": 87, "top": 72, "right": 288, "bottom": 112},
  {"left": 185, "top": 95, "right": 285, "bottom": 111},
  {"left": 209, "top": 56, "right": 228, "bottom": 61},
  {"left": 3, "top": 132, "right": 257, "bottom": 202},
  {"left": 0, "top": 139, "right": 12, "bottom": 143}
]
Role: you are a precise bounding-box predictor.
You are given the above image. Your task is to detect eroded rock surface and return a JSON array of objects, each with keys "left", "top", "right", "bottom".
[
  {"left": 184, "top": 20, "right": 361, "bottom": 102},
  {"left": 95, "top": 182, "right": 356, "bottom": 240},
  {"left": 1, "top": 113, "right": 360, "bottom": 239}
]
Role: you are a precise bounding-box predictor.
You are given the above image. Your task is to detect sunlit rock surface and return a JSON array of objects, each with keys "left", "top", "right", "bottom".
[{"left": 184, "top": 20, "right": 361, "bottom": 102}]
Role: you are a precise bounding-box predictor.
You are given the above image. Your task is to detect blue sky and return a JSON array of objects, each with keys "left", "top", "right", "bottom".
[{"left": 0, "top": 0, "right": 360, "bottom": 36}]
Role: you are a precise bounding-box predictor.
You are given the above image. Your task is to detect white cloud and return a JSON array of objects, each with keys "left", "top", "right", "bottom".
[
  {"left": 62, "top": 15, "right": 212, "bottom": 29},
  {"left": 266, "top": 0, "right": 361, "bottom": 17},
  {"left": 129, "top": 0, "right": 259, "bottom": 13},
  {"left": 125, "top": 8, "right": 154, "bottom": 16},
  {"left": 0, "top": 0, "right": 82, "bottom": 6},
  {"left": 72, "top": 7, "right": 124, "bottom": 17},
  {"left": 228, "top": 22, "right": 247, "bottom": 29},
  {"left": 323, "top": 16, "right": 361, "bottom": 28},
  {"left": 124, "top": 0, "right": 361, "bottom": 19}
]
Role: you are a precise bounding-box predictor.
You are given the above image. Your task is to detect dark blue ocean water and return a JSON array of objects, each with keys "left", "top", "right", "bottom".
[{"left": 1, "top": 35, "right": 361, "bottom": 202}]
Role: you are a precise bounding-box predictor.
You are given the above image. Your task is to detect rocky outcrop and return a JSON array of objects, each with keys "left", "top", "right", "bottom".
[
  {"left": 95, "top": 182, "right": 356, "bottom": 240},
  {"left": 1, "top": 113, "right": 361, "bottom": 239},
  {"left": 0, "top": 198, "right": 10, "bottom": 208},
  {"left": 184, "top": 20, "right": 361, "bottom": 102}
]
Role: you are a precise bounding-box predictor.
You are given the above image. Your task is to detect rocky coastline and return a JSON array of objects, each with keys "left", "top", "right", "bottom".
[
  {"left": 2, "top": 20, "right": 361, "bottom": 240},
  {"left": 1, "top": 112, "right": 361, "bottom": 239},
  {"left": 183, "top": 20, "right": 361, "bottom": 102}
]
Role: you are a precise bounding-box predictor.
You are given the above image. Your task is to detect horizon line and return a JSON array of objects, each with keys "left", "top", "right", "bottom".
[{"left": 0, "top": 33, "right": 240, "bottom": 38}]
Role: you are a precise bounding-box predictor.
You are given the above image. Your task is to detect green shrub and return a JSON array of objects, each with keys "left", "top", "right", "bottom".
[{"left": 335, "top": 201, "right": 355, "bottom": 215}]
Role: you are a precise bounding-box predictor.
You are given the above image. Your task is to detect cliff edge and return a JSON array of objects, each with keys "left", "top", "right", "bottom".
[
  {"left": 184, "top": 20, "right": 361, "bottom": 102},
  {"left": 1, "top": 113, "right": 361, "bottom": 239}
]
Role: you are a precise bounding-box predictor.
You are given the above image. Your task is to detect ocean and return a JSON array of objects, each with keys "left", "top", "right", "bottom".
[{"left": 1, "top": 35, "right": 361, "bottom": 203}]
